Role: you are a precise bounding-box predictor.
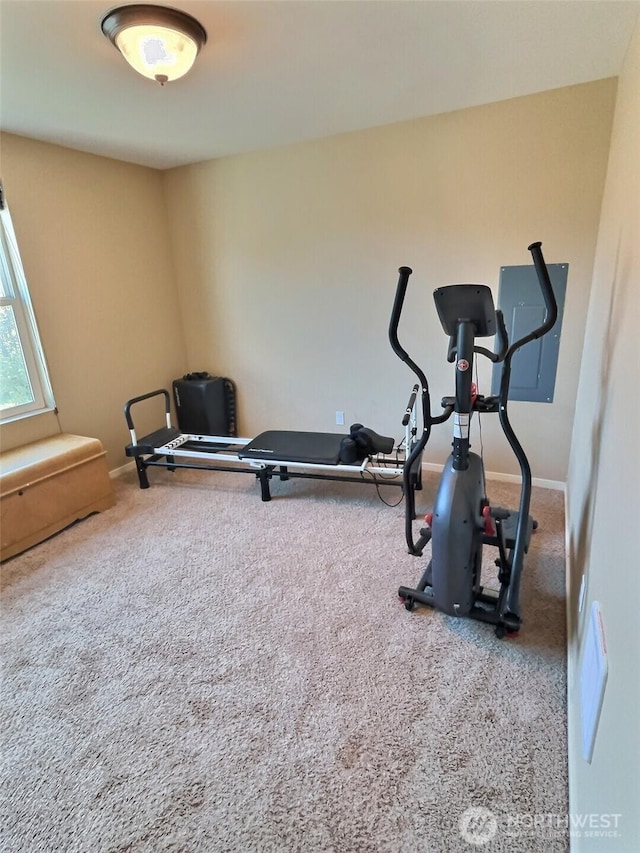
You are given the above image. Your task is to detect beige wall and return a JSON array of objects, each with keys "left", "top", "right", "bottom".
[
  {"left": 566, "top": 18, "right": 640, "bottom": 851},
  {"left": 0, "top": 80, "right": 617, "bottom": 484},
  {"left": 165, "top": 79, "right": 615, "bottom": 483},
  {"left": 0, "top": 133, "right": 187, "bottom": 468}
]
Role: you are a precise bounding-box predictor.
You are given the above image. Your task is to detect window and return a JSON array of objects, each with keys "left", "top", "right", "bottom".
[{"left": 0, "top": 182, "right": 55, "bottom": 422}]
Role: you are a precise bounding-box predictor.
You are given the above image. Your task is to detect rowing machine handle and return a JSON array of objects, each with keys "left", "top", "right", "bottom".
[
  {"left": 527, "top": 242, "right": 559, "bottom": 340},
  {"left": 402, "top": 384, "right": 419, "bottom": 426},
  {"left": 124, "top": 388, "right": 170, "bottom": 430}
]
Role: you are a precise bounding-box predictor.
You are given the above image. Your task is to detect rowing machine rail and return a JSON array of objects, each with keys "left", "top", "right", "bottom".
[{"left": 124, "top": 389, "right": 420, "bottom": 502}]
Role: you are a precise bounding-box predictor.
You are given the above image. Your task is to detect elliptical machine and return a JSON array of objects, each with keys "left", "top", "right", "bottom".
[{"left": 389, "top": 242, "right": 558, "bottom": 638}]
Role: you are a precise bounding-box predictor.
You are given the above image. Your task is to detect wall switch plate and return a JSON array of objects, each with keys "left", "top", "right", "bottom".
[{"left": 336, "top": 411, "right": 344, "bottom": 425}]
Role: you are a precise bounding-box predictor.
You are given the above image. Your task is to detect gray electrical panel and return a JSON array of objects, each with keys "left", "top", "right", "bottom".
[{"left": 491, "top": 263, "right": 567, "bottom": 402}]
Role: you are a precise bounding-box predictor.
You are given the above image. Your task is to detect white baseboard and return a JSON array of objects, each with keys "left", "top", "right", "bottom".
[
  {"left": 421, "top": 461, "right": 565, "bottom": 491},
  {"left": 109, "top": 460, "right": 135, "bottom": 479}
]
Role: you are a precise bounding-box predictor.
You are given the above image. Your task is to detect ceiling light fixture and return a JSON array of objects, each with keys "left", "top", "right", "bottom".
[{"left": 101, "top": 4, "right": 207, "bottom": 86}]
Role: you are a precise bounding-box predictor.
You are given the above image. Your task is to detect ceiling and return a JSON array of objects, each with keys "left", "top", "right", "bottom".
[{"left": 1, "top": 1, "right": 638, "bottom": 171}]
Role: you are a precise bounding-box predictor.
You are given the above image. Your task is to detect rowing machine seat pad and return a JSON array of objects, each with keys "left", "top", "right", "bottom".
[
  {"left": 239, "top": 431, "right": 346, "bottom": 465},
  {"left": 238, "top": 427, "right": 394, "bottom": 466}
]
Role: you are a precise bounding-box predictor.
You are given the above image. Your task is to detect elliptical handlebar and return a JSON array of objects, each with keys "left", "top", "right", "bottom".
[
  {"left": 388, "top": 267, "right": 430, "bottom": 416},
  {"left": 473, "top": 309, "right": 509, "bottom": 363},
  {"left": 494, "top": 309, "right": 509, "bottom": 360},
  {"left": 514, "top": 241, "right": 559, "bottom": 350},
  {"left": 389, "top": 266, "right": 433, "bottom": 555},
  {"left": 389, "top": 267, "right": 414, "bottom": 364},
  {"left": 468, "top": 244, "right": 557, "bottom": 367},
  {"left": 389, "top": 265, "right": 431, "bottom": 396},
  {"left": 496, "top": 240, "right": 558, "bottom": 622}
]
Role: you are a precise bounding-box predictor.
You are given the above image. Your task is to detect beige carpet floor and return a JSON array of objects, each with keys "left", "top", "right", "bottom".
[{"left": 1, "top": 466, "right": 568, "bottom": 852}]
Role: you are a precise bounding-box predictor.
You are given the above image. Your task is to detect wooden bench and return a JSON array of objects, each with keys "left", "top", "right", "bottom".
[{"left": 0, "top": 433, "right": 115, "bottom": 562}]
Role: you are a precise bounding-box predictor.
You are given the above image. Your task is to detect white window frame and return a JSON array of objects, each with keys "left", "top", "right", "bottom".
[{"left": 0, "top": 182, "right": 56, "bottom": 423}]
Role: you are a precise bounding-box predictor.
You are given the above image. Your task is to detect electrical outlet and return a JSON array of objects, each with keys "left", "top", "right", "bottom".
[{"left": 336, "top": 411, "right": 344, "bottom": 425}]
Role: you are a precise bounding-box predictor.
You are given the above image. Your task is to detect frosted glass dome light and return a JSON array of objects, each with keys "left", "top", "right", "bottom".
[{"left": 101, "top": 4, "right": 207, "bottom": 85}]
